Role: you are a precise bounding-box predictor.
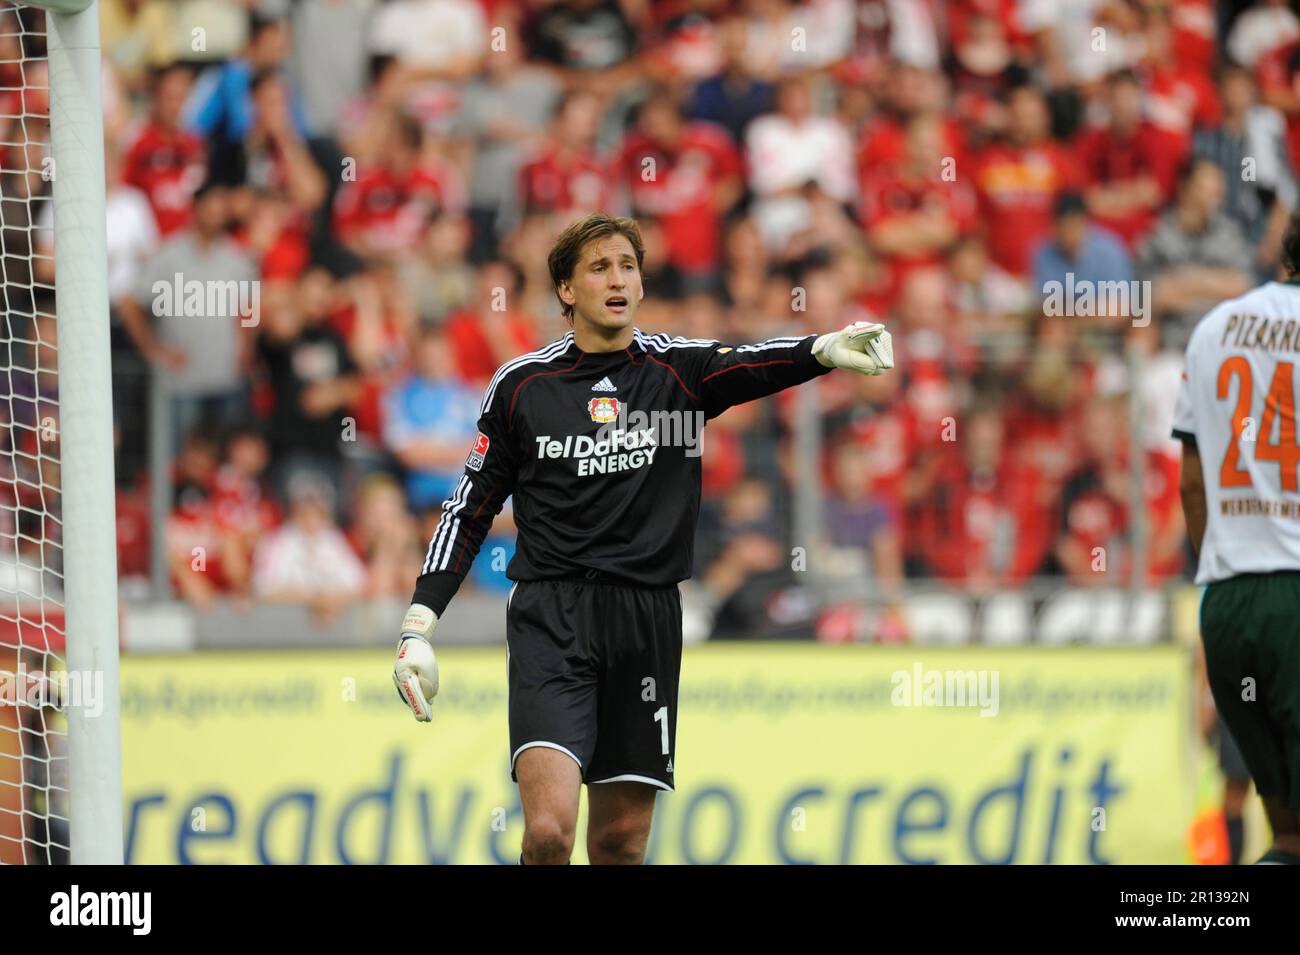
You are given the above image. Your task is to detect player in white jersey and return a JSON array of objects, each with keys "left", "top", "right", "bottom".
[{"left": 1174, "top": 225, "right": 1300, "bottom": 864}]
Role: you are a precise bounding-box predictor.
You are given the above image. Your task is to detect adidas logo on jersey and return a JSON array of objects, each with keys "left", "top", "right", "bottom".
[{"left": 591, "top": 376, "right": 617, "bottom": 392}]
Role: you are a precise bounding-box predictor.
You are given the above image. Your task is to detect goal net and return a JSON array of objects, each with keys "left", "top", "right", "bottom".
[
  {"left": 0, "top": 1, "right": 66, "bottom": 866},
  {"left": 0, "top": 0, "right": 119, "bottom": 865}
]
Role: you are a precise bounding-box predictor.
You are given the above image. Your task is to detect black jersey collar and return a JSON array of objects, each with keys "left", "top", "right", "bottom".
[{"left": 564, "top": 327, "right": 646, "bottom": 361}]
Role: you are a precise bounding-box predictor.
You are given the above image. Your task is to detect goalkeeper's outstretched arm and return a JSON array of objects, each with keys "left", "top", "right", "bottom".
[{"left": 664, "top": 322, "right": 894, "bottom": 420}]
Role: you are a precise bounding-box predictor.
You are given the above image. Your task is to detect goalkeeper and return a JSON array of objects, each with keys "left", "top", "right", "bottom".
[{"left": 393, "top": 213, "right": 893, "bottom": 864}]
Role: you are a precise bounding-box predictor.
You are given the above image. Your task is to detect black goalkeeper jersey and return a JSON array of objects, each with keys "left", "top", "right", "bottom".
[{"left": 410, "top": 327, "right": 832, "bottom": 615}]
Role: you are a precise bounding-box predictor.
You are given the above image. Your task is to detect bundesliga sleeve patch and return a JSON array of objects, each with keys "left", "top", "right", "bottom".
[{"left": 466, "top": 431, "right": 490, "bottom": 471}]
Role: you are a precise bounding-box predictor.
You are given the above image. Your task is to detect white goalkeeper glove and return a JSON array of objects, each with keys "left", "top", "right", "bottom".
[
  {"left": 393, "top": 604, "right": 440, "bottom": 722},
  {"left": 812, "top": 321, "right": 894, "bottom": 375}
]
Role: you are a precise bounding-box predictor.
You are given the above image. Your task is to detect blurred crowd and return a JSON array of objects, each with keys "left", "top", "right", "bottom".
[{"left": 3, "top": 0, "right": 1297, "bottom": 637}]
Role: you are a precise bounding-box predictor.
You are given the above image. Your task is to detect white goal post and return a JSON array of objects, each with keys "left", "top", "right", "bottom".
[{"left": 1, "top": 0, "right": 121, "bottom": 864}]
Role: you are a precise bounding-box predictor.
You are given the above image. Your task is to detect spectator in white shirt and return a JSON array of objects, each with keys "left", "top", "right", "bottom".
[
  {"left": 252, "top": 473, "right": 366, "bottom": 622},
  {"left": 1227, "top": 0, "right": 1300, "bottom": 69},
  {"left": 744, "top": 74, "right": 855, "bottom": 254},
  {"left": 368, "top": 0, "right": 485, "bottom": 79},
  {"left": 36, "top": 143, "right": 158, "bottom": 305},
  {"left": 365, "top": 0, "right": 487, "bottom": 137}
]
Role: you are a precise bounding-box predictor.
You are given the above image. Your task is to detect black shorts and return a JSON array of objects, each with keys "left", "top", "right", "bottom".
[
  {"left": 506, "top": 576, "right": 682, "bottom": 791},
  {"left": 1201, "top": 571, "right": 1300, "bottom": 809}
]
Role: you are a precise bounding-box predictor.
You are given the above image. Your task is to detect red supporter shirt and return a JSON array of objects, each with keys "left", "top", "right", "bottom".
[
  {"left": 1058, "top": 466, "right": 1126, "bottom": 576},
  {"left": 211, "top": 465, "right": 281, "bottom": 537},
  {"left": 260, "top": 226, "right": 311, "bottom": 280},
  {"left": 615, "top": 122, "right": 742, "bottom": 273},
  {"left": 973, "top": 140, "right": 1077, "bottom": 276},
  {"left": 1002, "top": 398, "right": 1083, "bottom": 495},
  {"left": 893, "top": 328, "right": 981, "bottom": 448},
  {"left": 915, "top": 449, "right": 1051, "bottom": 583},
  {"left": 862, "top": 167, "right": 978, "bottom": 290},
  {"left": 115, "top": 484, "right": 151, "bottom": 578},
  {"left": 844, "top": 403, "right": 919, "bottom": 520},
  {"left": 1171, "top": 0, "right": 1217, "bottom": 75},
  {"left": 854, "top": 281, "right": 894, "bottom": 322},
  {"left": 1139, "top": 62, "right": 1220, "bottom": 164},
  {"left": 518, "top": 146, "right": 612, "bottom": 217},
  {"left": 325, "top": 303, "right": 406, "bottom": 441},
  {"left": 444, "top": 309, "right": 541, "bottom": 385},
  {"left": 905, "top": 362, "right": 964, "bottom": 449},
  {"left": 857, "top": 116, "right": 968, "bottom": 186},
  {"left": 167, "top": 496, "right": 231, "bottom": 591},
  {"left": 353, "top": 377, "right": 386, "bottom": 442},
  {"left": 700, "top": 425, "right": 744, "bottom": 499},
  {"left": 121, "top": 121, "right": 207, "bottom": 236},
  {"left": 230, "top": 220, "right": 311, "bottom": 280},
  {"left": 333, "top": 163, "right": 465, "bottom": 254},
  {"left": 1073, "top": 122, "right": 1175, "bottom": 248},
  {"left": 1144, "top": 450, "right": 1184, "bottom": 582},
  {"left": 1058, "top": 449, "right": 1185, "bottom": 582}
]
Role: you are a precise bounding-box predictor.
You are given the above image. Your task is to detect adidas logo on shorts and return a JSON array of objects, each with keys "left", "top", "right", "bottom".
[{"left": 591, "top": 376, "right": 617, "bottom": 392}]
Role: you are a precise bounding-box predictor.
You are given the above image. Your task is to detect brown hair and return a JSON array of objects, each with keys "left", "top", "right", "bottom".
[
  {"left": 1283, "top": 212, "right": 1300, "bottom": 278},
  {"left": 547, "top": 213, "right": 645, "bottom": 322}
]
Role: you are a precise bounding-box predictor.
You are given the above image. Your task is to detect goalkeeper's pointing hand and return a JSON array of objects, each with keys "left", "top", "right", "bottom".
[
  {"left": 812, "top": 321, "right": 894, "bottom": 376},
  {"left": 393, "top": 604, "right": 440, "bottom": 722}
]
